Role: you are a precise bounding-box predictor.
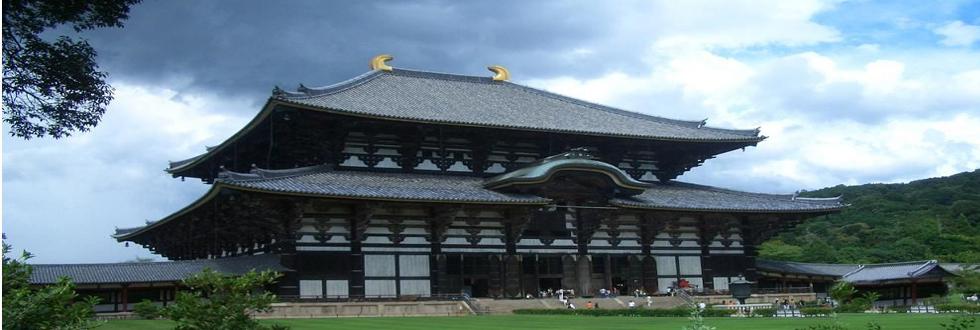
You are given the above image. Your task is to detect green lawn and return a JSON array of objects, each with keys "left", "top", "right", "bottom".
[{"left": 100, "top": 314, "right": 965, "bottom": 330}]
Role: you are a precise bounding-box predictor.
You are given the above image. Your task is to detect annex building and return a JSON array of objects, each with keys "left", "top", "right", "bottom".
[{"left": 32, "top": 56, "right": 846, "bottom": 312}]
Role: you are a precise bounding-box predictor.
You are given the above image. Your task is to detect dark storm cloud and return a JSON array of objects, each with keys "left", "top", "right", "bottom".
[{"left": 83, "top": 0, "right": 641, "bottom": 107}]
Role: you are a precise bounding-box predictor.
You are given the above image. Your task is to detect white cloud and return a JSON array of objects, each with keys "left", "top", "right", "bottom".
[
  {"left": 2, "top": 83, "right": 253, "bottom": 263},
  {"left": 934, "top": 21, "right": 980, "bottom": 46},
  {"left": 643, "top": 0, "right": 842, "bottom": 49},
  {"left": 528, "top": 48, "right": 980, "bottom": 193}
]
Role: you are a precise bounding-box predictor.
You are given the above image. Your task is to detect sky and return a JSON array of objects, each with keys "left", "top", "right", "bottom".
[{"left": 3, "top": 0, "right": 980, "bottom": 263}]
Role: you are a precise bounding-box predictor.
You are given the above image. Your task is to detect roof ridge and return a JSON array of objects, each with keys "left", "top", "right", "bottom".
[
  {"left": 859, "top": 260, "right": 936, "bottom": 267},
  {"left": 217, "top": 164, "right": 332, "bottom": 182},
  {"left": 842, "top": 265, "right": 866, "bottom": 278},
  {"left": 275, "top": 70, "right": 385, "bottom": 100}
]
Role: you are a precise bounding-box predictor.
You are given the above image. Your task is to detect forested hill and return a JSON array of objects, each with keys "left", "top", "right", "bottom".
[{"left": 759, "top": 169, "right": 980, "bottom": 264}]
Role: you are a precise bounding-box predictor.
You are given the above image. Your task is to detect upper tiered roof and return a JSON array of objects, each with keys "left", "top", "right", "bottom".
[
  {"left": 273, "top": 68, "right": 763, "bottom": 142},
  {"left": 168, "top": 60, "right": 764, "bottom": 176}
]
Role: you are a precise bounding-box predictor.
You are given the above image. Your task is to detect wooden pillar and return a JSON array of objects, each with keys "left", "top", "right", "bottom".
[
  {"left": 503, "top": 255, "right": 522, "bottom": 298},
  {"left": 910, "top": 281, "right": 918, "bottom": 305},
  {"left": 576, "top": 255, "right": 592, "bottom": 296},
  {"left": 699, "top": 216, "right": 725, "bottom": 292},
  {"left": 740, "top": 217, "right": 761, "bottom": 282},
  {"left": 488, "top": 255, "right": 503, "bottom": 298},
  {"left": 562, "top": 255, "right": 577, "bottom": 294},
  {"left": 121, "top": 284, "right": 130, "bottom": 313},
  {"left": 639, "top": 213, "right": 666, "bottom": 294},
  {"left": 603, "top": 255, "right": 612, "bottom": 292},
  {"left": 349, "top": 203, "right": 373, "bottom": 299}
]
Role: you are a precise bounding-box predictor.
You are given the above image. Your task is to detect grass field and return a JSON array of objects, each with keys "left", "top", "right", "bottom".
[{"left": 100, "top": 313, "right": 967, "bottom": 330}]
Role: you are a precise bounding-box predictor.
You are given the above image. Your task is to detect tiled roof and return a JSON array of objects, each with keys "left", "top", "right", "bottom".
[
  {"left": 219, "top": 165, "right": 550, "bottom": 204},
  {"left": 611, "top": 182, "right": 845, "bottom": 213},
  {"left": 842, "top": 260, "right": 954, "bottom": 284},
  {"left": 757, "top": 260, "right": 957, "bottom": 284},
  {"left": 274, "top": 69, "right": 763, "bottom": 142},
  {"left": 29, "top": 254, "right": 287, "bottom": 285},
  {"left": 757, "top": 259, "right": 859, "bottom": 277},
  {"left": 117, "top": 165, "right": 843, "bottom": 240}
]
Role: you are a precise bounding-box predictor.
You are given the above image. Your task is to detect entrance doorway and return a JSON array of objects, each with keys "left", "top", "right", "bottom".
[
  {"left": 539, "top": 277, "right": 563, "bottom": 293},
  {"left": 612, "top": 277, "right": 627, "bottom": 294},
  {"left": 463, "top": 278, "right": 489, "bottom": 297}
]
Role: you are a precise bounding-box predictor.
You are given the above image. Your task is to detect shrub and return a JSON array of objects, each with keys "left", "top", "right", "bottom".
[
  {"left": 936, "top": 303, "right": 980, "bottom": 314},
  {"left": 835, "top": 302, "right": 868, "bottom": 313},
  {"left": 3, "top": 242, "right": 98, "bottom": 329},
  {"left": 163, "top": 269, "right": 286, "bottom": 330},
  {"left": 801, "top": 307, "right": 833, "bottom": 317},
  {"left": 133, "top": 299, "right": 161, "bottom": 319},
  {"left": 751, "top": 308, "right": 774, "bottom": 317}
]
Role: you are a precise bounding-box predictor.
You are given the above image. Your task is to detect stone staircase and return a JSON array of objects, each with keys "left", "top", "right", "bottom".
[{"left": 474, "top": 296, "right": 687, "bottom": 314}]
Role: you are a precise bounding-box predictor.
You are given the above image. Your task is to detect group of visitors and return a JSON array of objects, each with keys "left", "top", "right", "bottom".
[
  {"left": 598, "top": 288, "right": 617, "bottom": 298},
  {"left": 775, "top": 298, "right": 804, "bottom": 310},
  {"left": 631, "top": 288, "right": 649, "bottom": 297},
  {"left": 532, "top": 288, "right": 575, "bottom": 299}
]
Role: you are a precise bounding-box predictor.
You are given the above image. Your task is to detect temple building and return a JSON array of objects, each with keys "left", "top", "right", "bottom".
[{"left": 38, "top": 55, "right": 847, "bottom": 310}]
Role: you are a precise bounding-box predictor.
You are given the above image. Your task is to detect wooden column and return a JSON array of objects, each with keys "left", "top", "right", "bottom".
[
  {"left": 573, "top": 208, "right": 602, "bottom": 296},
  {"left": 698, "top": 215, "right": 727, "bottom": 292},
  {"left": 121, "top": 284, "right": 130, "bottom": 313},
  {"left": 640, "top": 213, "right": 667, "bottom": 293},
  {"left": 349, "top": 203, "right": 373, "bottom": 299},
  {"left": 603, "top": 255, "right": 613, "bottom": 292},
  {"left": 910, "top": 281, "right": 918, "bottom": 305},
  {"left": 502, "top": 209, "right": 531, "bottom": 298},
  {"left": 576, "top": 255, "right": 593, "bottom": 296},
  {"left": 503, "top": 255, "right": 522, "bottom": 298},
  {"left": 429, "top": 206, "right": 457, "bottom": 295}
]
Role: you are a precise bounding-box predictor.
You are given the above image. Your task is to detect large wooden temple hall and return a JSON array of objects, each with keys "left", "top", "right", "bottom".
[{"left": 34, "top": 55, "right": 845, "bottom": 309}]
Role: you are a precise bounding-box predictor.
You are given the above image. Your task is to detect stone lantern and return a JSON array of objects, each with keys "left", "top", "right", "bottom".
[{"left": 729, "top": 276, "right": 754, "bottom": 304}]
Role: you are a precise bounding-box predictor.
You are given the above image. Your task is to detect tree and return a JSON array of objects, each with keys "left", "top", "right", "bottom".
[
  {"left": 758, "top": 240, "right": 804, "bottom": 261},
  {"left": 2, "top": 0, "right": 140, "bottom": 139},
  {"left": 2, "top": 242, "right": 98, "bottom": 330},
  {"left": 950, "top": 267, "right": 980, "bottom": 294},
  {"left": 163, "top": 268, "right": 285, "bottom": 330}
]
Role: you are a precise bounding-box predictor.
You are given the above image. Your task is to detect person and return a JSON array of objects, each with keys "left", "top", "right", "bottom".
[
  {"left": 628, "top": 300, "right": 636, "bottom": 309},
  {"left": 595, "top": 302, "right": 600, "bottom": 309},
  {"left": 585, "top": 301, "right": 593, "bottom": 309},
  {"left": 646, "top": 295, "right": 653, "bottom": 307},
  {"left": 568, "top": 302, "right": 576, "bottom": 309}
]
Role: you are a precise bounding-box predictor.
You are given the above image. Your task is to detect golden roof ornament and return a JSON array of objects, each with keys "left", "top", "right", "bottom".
[
  {"left": 370, "top": 54, "right": 394, "bottom": 71},
  {"left": 488, "top": 65, "right": 510, "bottom": 81}
]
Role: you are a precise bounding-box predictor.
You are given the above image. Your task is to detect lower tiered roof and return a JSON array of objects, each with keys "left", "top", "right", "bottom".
[{"left": 114, "top": 163, "right": 844, "bottom": 240}]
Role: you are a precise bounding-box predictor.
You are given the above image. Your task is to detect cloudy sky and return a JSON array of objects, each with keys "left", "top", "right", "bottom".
[{"left": 4, "top": 0, "right": 980, "bottom": 263}]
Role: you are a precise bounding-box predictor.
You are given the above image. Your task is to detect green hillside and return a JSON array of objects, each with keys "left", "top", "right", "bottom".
[{"left": 759, "top": 169, "right": 980, "bottom": 264}]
